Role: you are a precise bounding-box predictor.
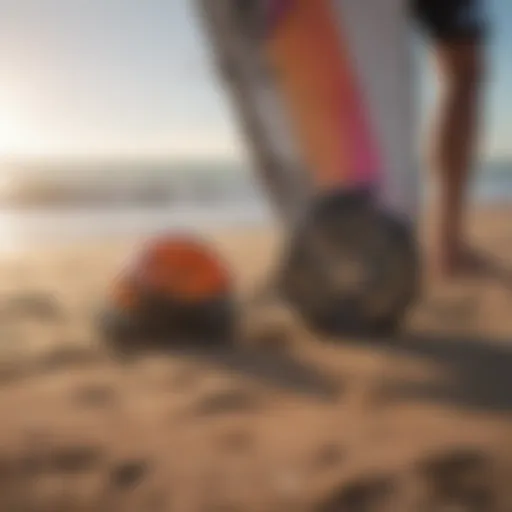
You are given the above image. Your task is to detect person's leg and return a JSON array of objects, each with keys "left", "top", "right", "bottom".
[
  {"left": 428, "top": 39, "right": 485, "bottom": 276},
  {"left": 413, "top": 0, "right": 488, "bottom": 277}
]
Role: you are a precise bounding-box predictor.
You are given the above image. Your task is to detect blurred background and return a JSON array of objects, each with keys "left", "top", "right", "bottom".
[
  {"left": 0, "top": 4, "right": 509, "bottom": 510},
  {"left": 0, "top": 0, "right": 509, "bottom": 250}
]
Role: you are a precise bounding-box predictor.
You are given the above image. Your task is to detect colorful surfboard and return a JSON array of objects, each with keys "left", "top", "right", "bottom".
[
  {"left": 197, "top": 0, "right": 418, "bottom": 221},
  {"left": 197, "top": 0, "right": 419, "bottom": 333}
]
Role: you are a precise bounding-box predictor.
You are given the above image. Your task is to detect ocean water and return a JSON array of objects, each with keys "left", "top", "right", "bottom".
[
  {"left": 0, "top": 200, "right": 271, "bottom": 253},
  {"left": 0, "top": 159, "right": 510, "bottom": 253}
]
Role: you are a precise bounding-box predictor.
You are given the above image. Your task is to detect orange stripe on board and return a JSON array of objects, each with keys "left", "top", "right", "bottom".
[{"left": 265, "top": 0, "right": 381, "bottom": 189}]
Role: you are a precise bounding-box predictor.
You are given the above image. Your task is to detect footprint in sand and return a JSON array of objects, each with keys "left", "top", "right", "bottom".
[
  {"left": 1, "top": 292, "right": 63, "bottom": 322},
  {"left": 48, "top": 444, "right": 105, "bottom": 474},
  {"left": 72, "top": 383, "right": 117, "bottom": 408},
  {"left": 18, "top": 442, "right": 104, "bottom": 478},
  {"left": 192, "top": 389, "right": 260, "bottom": 417},
  {"left": 0, "top": 361, "right": 26, "bottom": 386},
  {"left": 109, "top": 460, "right": 150, "bottom": 491},
  {"left": 316, "top": 474, "right": 396, "bottom": 512},
  {"left": 415, "top": 448, "right": 496, "bottom": 511},
  {"left": 38, "top": 346, "right": 101, "bottom": 374}
]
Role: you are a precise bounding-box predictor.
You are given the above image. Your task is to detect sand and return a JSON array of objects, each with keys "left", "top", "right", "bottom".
[{"left": 0, "top": 204, "right": 511, "bottom": 511}]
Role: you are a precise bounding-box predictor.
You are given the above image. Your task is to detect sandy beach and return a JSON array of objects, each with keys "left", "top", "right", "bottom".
[{"left": 0, "top": 204, "right": 511, "bottom": 511}]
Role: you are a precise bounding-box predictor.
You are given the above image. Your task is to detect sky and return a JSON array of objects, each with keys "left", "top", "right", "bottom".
[{"left": 0, "top": 0, "right": 510, "bottom": 162}]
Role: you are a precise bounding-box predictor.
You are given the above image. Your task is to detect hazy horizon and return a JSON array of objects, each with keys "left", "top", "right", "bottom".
[{"left": 0, "top": 153, "right": 511, "bottom": 172}]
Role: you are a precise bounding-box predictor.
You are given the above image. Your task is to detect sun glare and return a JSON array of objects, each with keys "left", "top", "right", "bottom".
[{"left": 0, "top": 112, "right": 26, "bottom": 156}]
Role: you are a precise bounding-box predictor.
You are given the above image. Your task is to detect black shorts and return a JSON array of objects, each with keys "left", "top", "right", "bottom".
[{"left": 412, "top": 0, "right": 488, "bottom": 42}]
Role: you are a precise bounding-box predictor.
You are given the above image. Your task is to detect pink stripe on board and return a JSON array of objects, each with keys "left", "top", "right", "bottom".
[
  {"left": 343, "top": 90, "right": 382, "bottom": 185},
  {"left": 326, "top": 2, "right": 382, "bottom": 186},
  {"left": 263, "top": 0, "right": 384, "bottom": 188}
]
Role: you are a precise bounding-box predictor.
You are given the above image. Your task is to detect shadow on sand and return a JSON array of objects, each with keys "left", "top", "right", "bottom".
[
  {"left": 332, "top": 250, "right": 512, "bottom": 413},
  {"left": 339, "top": 331, "right": 512, "bottom": 413},
  {"left": 140, "top": 325, "right": 512, "bottom": 414},
  {"left": 141, "top": 343, "right": 342, "bottom": 401}
]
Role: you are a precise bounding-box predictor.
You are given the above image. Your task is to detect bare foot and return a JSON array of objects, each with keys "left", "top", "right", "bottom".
[{"left": 434, "top": 244, "right": 491, "bottom": 279}]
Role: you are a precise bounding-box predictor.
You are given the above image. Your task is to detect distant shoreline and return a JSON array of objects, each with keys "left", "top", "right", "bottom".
[{"left": 0, "top": 157, "right": 510, "bottom": 209}]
